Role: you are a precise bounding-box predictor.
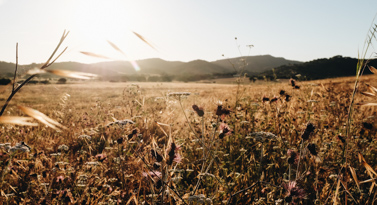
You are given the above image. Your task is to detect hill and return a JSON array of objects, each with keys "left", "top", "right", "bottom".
[
  {"left": 212, "top": 55, "right": 302, "bottom": 73},
  {"left": 172, "top": 59, "right": 229, "bottom": 75},
  {"left": 0, "top": 55, "right": 299, "bottom": 80},
  {"left": 252, "top": 55, "right": 377, "bottom": 80}
]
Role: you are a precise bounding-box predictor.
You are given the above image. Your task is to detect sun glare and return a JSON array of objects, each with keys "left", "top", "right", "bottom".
[
  {"left": 73, "top": 1, "right": 129, "bottom": 41},
  {"left": 66, "top": 0, "right": 137, "bottom": 63}
]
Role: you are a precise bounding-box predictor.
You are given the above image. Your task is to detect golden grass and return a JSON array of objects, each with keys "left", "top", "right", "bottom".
[{"left": 0, "top": 76, "right": 376, "bottom": 204}]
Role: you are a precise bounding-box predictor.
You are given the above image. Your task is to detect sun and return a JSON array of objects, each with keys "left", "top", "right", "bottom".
[
  {"left": 65, "top": 0, "right": 134, "bottom": 62},
  {"left": 73, "top": 1, "right": 128, "bottom": 40}
]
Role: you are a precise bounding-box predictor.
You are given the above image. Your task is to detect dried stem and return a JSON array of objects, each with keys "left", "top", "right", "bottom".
[{"left": 0, "top": 30, "right": 69, "bottom": 117}]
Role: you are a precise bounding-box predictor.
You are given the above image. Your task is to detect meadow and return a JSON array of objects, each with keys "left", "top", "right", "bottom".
[{"left": 0, "top": 74, "right": 376, "bottom": 204}]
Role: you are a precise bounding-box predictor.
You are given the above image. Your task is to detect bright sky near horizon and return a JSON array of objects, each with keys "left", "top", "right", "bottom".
[{"left": 0, "top": 0, "right": 377, "bottom": 65}]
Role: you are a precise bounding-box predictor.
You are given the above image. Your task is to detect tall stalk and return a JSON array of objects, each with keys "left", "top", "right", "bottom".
[{"left": 0, "top": 30, "right": 69, "bottom": 116}]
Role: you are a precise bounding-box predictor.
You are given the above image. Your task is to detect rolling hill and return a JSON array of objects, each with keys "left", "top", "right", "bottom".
[
  {"left": 253, "top": 55, "right": 377, "bottom": 80},
  {"left": 212, "top": 55, "right": 302, "bottom": 73},
  {"left": 0, "top": 55, "right": 300, "bottom": 78}
]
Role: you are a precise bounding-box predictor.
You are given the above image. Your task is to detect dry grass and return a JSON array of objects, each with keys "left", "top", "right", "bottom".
[{"left": 0, "top": 75, "right": 377, "bottom": 204}]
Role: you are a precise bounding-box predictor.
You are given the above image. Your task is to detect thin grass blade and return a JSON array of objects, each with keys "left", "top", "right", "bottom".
[
  {"left": 349, "top": 166, "right": 361, "bottom": 192},
  {"left": 369, "top": 65, "right": 377, "bottom": 74},
  {"left": 333, "top": 177, "right": 341, "bottom": 205},
  {"left": 357, "top": 102, "right": 377, "bottom": 106},
  {"left": 46, "top": 70, "right": 97, "bottom": 80},
  {"left": 365, "top": 83, "right": 377, "bottom": 94},
  {"left": 133, "top": 31, "right": 158, "bottom": 51},
  {"left": 80, "top": 51, "right": 111, "bottom": 59},
  {"left": 0, "top": 116, "right": 38, "bottom": 126},
  {"left": 107, "top": 40, "right": 126, "bottom": 56},
  {"left": 360, "top": 92, "right": 375, "bottom": 97},
  {"left": 18, "top": 106, "right": 67, "bottom": 131},
  {"left": 359, "top": 178, "right": 375, "bottom": 184}
]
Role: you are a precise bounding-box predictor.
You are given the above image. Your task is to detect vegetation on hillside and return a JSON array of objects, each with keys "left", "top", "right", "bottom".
[{"left": 251, "top": 55, "right": 377, "bottom": 81}]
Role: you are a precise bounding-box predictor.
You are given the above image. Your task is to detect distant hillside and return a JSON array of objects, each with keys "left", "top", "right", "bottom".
[
  {"left": 137, "top": 58, "right": 184, "bottom": 74},
  {"left": 0, "top": 55, "right": 298, "bottom": 78},
  {"left": 253, "top": 55, "right": 377, "bottom": 80},
  {"left": 212, "top": 55, "right": 302, "bottom": 73},
  {"left": 172, "top": 60, "right": 229, "bottom": 75},
  {"left": 0, "top": 61, "right": 18, "bottom": 77}
]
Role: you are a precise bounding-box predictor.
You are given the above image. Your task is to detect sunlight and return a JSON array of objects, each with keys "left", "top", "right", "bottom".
[
  {"left": 64, "top": 1, "right": 132, "bottom": 62},
  {"left": 72, "top": 0, "right": 129, "bottom": 43},
  {"left": 64, "top": 0, "right": 146, "bottom": 70}
]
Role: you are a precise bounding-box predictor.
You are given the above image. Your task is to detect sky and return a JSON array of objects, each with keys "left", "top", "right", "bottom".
[{"left": 0, "top": 0, "right": 377, "bottom": 65}]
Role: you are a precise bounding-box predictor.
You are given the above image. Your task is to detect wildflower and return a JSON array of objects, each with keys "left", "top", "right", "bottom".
[
  {"left": 78, "top": 135, "right": 91, "bottom": 141},
  {"left": 307, "top": 143, "right": 317, "bottom": 156},
  {"left": 173, "top": 152, "right": 182, "bottom": 163},
  {"left": 9, "top": 141, "right": 31, "bottom": 153},
  {"left": 95, "top": 153, "right": 107, "bottom": 162},
  {"left": 56, "top": 175, "right": 65, "bottom": 183},
  {"left": 219, "top": 123, "right": 232, "bottom": 139},
  {"left": 57, "top": 144, "right": 69, "bottom": 152},
  {"left": 142, "top": 170, "right": 162, "bottom": 179},
  {"left": 287, "top": 149, "right": 299, "bottom": 164},
  {"left": 283, "top": 181, "right": 305, "bottom": 203},
  {"left": 301, "top": 122, "right": 315, "bottom": 141},
  {"left": 192, "top": 104, "right": 204, "bottom": 117}
]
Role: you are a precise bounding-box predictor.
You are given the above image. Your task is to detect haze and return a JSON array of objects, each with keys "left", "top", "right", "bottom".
[{"left": 0, "top": 0, "right": 377, "bottom": 65}]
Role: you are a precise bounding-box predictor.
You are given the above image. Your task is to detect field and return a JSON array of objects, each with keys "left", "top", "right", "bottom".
[{"left": 1, "top": 75, "right": 377, "bottom": 204}]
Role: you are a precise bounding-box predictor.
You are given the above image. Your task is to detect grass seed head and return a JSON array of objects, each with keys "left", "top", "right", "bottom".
[
  {"left": 301, "top": 122, "right": 315, "bottom": 141},
  {"left": 307, "top": 143, "right": 317, "bottom": 156}
]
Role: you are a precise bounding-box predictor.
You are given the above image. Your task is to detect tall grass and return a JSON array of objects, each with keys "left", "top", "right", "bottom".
[{"left": 1, "top": 23, "right": 377, "bottom": 204}]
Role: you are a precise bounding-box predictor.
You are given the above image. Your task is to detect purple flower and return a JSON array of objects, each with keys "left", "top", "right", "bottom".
[
  {"left": 219, "top": 123, "right": 232, "bottom": 139},
  {"left": 56, "top": 175, "right": 65, "bottom": 183},
  {"left": 283, "top": 181, "right": 305, "bottom": 203},
  {"left": 142, "top": 171, "right": 162, "bottom": 179}
]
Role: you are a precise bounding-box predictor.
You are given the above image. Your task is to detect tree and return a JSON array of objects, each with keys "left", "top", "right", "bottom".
[
  {"left": 57, "top": 78, "right": 67, "bottom": 84},
  {"left": 0, "top": 78, "right": 11, "bottom": 85}
]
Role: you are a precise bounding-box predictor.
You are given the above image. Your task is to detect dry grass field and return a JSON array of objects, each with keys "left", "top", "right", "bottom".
[{"left": 1, "top": 75, "right": 377, "bottom": 204}]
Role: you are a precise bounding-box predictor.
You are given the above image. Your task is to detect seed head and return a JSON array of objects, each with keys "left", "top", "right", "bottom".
[
  {"left": 192, "top": 104, "right": 204, "bottom": 117},
  {"left": 301, "top": 122, "right": 315, "bottom": 140},
  {"left": 289, "top": 78, "right": 296, "bottom": 87},
  {"left": 307, "top": 143, "right": 317, "bottom": 156},
  {"left": 337, "top": 135, "right": 345, "bottom": 143},
  {"left": 362, "top": 122, "right": 373, "bottom": 130},
  {"left": 287, "top": 149, "right": 299, "bottom": 164},
  {"left": 262, "top": 96, "right": 270, "bottom": 102}
]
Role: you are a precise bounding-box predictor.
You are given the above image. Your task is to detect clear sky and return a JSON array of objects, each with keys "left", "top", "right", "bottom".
[{"left": 0, "top": 0, "right": 377, "bottom": 65}]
